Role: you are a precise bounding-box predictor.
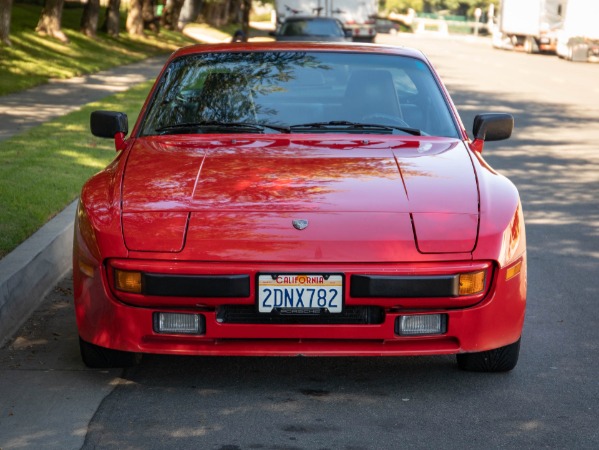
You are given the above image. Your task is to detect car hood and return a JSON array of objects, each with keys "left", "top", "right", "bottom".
[{"left": 121, "top": 136, "right": 479, "bottom": 260}]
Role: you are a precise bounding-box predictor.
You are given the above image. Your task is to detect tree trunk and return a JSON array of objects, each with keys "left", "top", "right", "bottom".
[
  {"left": 241, "top": 0, "right": 250, "bottom": 40},
  {"left": 127, "top": 0, "right": 145, "bottom": 36},
  {"left": 101, "top": 0, "right": 121, "bottom": 37},
  {"left": 80, "top": 0, "right": 100, "bottom": 38},
  {"left": 161, "top": 0, "right": 185, "bottom": 30},
  {"left": 201, "top": 0, "right": 229, "bottom": 27},
  {"left": 0, "top": 0, "right": 12, "bottom": 46},
  {"left": 142, "top": 0, "right": 158, "bottom": 32},
  {"left": 36, "top": 0, "right": 69, "bottom": 43}
]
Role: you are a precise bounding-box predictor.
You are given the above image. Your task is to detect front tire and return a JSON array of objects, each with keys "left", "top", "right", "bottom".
[
  {"left": 456, "top": 338, "right": 520, "bottom": 372},
  {"left": 79, "top": 337, "right": 139, "bottom": 368}
]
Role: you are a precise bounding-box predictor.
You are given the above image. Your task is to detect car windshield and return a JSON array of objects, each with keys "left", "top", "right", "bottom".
[
  {"left": 140, "top": 51, "right": 460, "bottom": 138},
  {"left": 280, "top": 19, "right": 344, "bottom": 36}
]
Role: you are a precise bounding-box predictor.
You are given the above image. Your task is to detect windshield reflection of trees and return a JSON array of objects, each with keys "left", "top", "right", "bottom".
[{"left": 143, "top": 52, "right": 331, "bottom": 132}]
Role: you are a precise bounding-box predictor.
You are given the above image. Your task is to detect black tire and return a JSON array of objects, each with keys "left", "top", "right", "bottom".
[
  {"left": 79, "top": 337, "right": 139, "bottom": 368},
  {"left": 524, "top": 36, "right": 538, "bottom": 54},
  {"left": 456, "top": 338, "right": 520, "bottom": 372}
]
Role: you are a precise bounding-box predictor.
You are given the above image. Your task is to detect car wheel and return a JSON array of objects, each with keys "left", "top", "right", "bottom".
[
  {"left": 456, "top": 338, "right": 520, "bottom": 372},
  {"left": 524, "top": 36, "right": 538, "bottom": 54},
  {"left": 79, "top": 337, "right": 139, "bottom": 368}
]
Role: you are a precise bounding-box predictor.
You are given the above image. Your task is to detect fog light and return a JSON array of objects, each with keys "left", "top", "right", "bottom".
[
  {"left": 397, "top": 314, "right": 447, "bottom": 336},
  {"left": 115, "top": 269, "right": 142, "bottom": 293},
  {"left": 154, "top": 313, "right": 205, "bottom": 335}
]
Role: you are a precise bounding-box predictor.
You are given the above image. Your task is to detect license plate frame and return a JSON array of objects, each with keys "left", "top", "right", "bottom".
[{"left": 257, "top": 273, "right": 344, "bottom": 314}]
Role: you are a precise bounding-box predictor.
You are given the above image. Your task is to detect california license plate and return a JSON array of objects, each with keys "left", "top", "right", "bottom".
[{"left": 258, "top": 274, "right": 343, "bottom": 313}]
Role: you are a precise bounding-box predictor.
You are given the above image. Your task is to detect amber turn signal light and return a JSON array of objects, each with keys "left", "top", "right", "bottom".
[
  {"left": 458, "top": 271, "right": 486, "bottom": 296},
  {"left": 115, "top": 269, "right": 142, "bottom": 293},
  {"left": 78, "top": 260, "right": 95, "bottom": 278},
  {"left": 506, "top": 261, "right": 522, "bottom": 281}
]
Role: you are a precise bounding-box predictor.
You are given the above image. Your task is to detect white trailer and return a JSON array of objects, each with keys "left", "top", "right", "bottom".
[
  {"left": 274, "top": 0, "right": 378, "bottom": 42},
  {"left": 556, "top": 0, "right": 599, "bottom": 62},
  {"left": 492, "top": 0, "right": 564, "bottom": 53}
]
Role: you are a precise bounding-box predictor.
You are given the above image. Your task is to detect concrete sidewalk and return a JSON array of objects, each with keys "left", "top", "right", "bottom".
[
  {"left": 0, "top": 56, "right": 168, "bottom": 142},
  {"left": 0, "top": 56, "right": 168, "bottom": 347}
]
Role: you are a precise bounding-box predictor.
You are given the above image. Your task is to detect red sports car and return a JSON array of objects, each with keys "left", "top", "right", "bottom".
[{"left": 74, "top": 42, "right": 526, "bottom": 371}]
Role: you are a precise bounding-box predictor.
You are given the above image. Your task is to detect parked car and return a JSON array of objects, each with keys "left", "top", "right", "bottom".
[
  {"left": 76, "top": 42, "right": 526, "bottom": 372},
  {"left": 375, "top": 18, "right": 401, "bottom": 34},
  {"left": 271, "top": 16, "right": 352, "bottom": 41}
]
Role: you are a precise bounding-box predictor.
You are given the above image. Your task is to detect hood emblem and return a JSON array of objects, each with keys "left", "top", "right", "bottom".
[{"left": 292, "top": 219, "right": 309, "bottom": 230}]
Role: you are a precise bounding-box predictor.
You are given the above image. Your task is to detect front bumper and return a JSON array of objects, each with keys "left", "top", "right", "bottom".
[{"left": 74, "top": 259, "right": 526, "bottom": 357}]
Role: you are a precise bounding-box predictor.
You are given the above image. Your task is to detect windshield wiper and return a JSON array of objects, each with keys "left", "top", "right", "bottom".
[
  {"left": 289, "top": 121, "right": 422, "bottom": 136},
  {"left": 155, "top": 121, "right": 290, "bottom": 134}
]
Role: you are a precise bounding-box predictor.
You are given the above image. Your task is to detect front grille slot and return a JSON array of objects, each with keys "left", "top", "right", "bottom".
[{"left": 216, "top": 306, "right": 384, "bottom": 325}]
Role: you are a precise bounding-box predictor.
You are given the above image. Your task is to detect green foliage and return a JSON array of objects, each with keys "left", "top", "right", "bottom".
[
  {"left": 0, "top": 5, "right": 195, "bottom": 96},
  {"left": 385, "top": 0, "right": 423, "bottom": 14},
  {"left": 385, "top": 0, "right": 497, "bottom": 15},
  {"left": 0, "top": 82, "right": 154, "bottom": 257}
]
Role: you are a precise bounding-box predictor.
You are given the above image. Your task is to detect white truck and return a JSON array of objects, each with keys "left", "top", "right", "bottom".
[
  {"left": 555, "top": 0, "right": 599, "bottom": 62},
  {"left": 274, "top": 0, "right": 378, "bottom": 42},
  {"left": 492, "top": 0, "right": 564, "bottom": 53}
]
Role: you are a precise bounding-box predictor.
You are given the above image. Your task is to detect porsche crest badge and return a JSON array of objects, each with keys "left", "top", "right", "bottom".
[{"left": 292, "top": 219, "right": 309, "bottom": 230}]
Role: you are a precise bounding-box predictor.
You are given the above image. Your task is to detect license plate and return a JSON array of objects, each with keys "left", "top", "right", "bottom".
[{"left": 258, "top": 274, "right": 343, "bottom": 313}]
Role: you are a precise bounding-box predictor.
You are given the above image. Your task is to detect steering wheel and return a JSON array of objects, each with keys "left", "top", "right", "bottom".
[{"left": 361, "top": 114, "right": 410, "bottom": 128}]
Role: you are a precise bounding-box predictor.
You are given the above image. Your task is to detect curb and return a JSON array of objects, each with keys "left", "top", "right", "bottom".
[
  {"left": 0, "top": 27, "right": 271, "bottom": 347},
  {"left": 0, "top": 200, "right": 78, "bottom": 347},
  {"left": 0, "top": 56, "right": 170, "bottom": 348}
]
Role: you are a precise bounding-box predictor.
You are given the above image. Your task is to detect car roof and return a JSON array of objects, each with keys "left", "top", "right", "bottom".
[{"left": 170, "top": 42, "right": 427, "bottom": 62}]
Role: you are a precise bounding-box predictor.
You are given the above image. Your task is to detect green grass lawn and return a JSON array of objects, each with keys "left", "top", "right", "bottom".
[
  {"left": 0, "top": 4, "right": 195, "bottom": 96},
  {"left": 0, "top": 81, "right": 153, "bottom": 258},
  {"left": 0, "top": 5, "right": 203, "bottom": 257}
]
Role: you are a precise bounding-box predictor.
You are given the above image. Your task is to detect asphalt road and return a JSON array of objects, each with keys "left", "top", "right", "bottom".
[{"left": 1, "top": 33, "right": 598, "bottom": 449}]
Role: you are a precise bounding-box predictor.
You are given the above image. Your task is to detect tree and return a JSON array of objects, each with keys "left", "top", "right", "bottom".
[
  {"left": 201, "top": 0, "right": 243, "bottom": 28},
  {"left": 142, "top": 0, "right": 158, "bottom": 32},
  {"left": 387, "top": 0, "right": 497, "bottom": 15},
  {"left": 0, "top": 0, "right": 12, "bottom": 46},
  {"left": 37, "top": 0, "right": 69, "bottom": 43},
  {"left": 161, "top": 0, "right": 186, "bottom": 30},
  {"left": 127, "top": 0, "right": 145, "bottom": 36},
  {"left": 385, "top": 0, "right": 423, "bottom": 14},
  {"left": 101, "top": 0, "right": 121, "bottom": 37},
  {"left": 241, "top": 0, "right": 251, "bottom": 40},
  {"left": 80, "top": 0, "right": 101, "bottom": 37}
]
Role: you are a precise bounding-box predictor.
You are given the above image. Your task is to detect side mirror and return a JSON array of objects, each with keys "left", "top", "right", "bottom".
[
  {"left": 473, "top": 113, "right": 513, "bottom": 141},
  {"left": 90, "top": 111, "right": 128, "bottom": 151},
  {"left": 471, "top": 113, "right": 513, "bottom": 152},
  {"left": 91, "top": 111, "right": 128, "bottom": 137},
  {"left": 344, "top": 29, "right": 353, "bottom": 38}
]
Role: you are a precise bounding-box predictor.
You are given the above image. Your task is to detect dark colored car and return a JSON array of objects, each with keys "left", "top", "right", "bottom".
[
  {"left": 271, "top": 16, "right": 352, "bottom": 41},
  {"left": 376, "top": 18, "right": 401, "bottom": 34}
]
